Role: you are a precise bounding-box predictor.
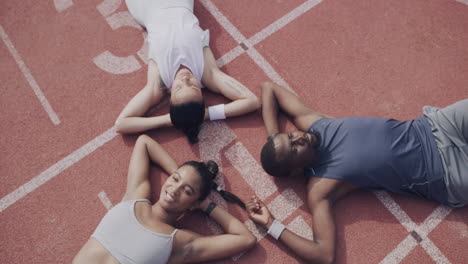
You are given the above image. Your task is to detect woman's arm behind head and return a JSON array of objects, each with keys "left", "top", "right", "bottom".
[
  {"left": 123, "top": 135, "right": 178, "bottom": 201},
  {"left": 169, "top": 205, "right": 256, "bottom": 263}
]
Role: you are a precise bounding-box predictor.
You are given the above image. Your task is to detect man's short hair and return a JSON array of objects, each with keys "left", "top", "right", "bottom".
[{"left": 260, "top": 138, "right": 291, "bottom": 177}]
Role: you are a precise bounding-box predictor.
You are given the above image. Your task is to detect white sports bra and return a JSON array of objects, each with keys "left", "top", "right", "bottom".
[{"left": 92, "top": 199, "right": 178, "bottom": 264}]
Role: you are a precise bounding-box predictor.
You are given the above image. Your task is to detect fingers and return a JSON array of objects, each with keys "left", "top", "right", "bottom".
[
  {"left": 246, "top": 199, "right": 261, "bottom": 213},
  {"left": 246, "top": 195, "right": 266, "bottom": 214}
]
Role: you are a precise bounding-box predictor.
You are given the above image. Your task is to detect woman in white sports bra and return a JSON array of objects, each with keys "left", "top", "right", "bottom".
[
  {"left": 73, "top": 134, "right": 256, "bottom": 264},
  {"left": 115, "top": 0, "right": 260, "bottom": 143}
]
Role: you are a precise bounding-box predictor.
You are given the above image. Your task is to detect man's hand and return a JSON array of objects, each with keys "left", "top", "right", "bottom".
[{"left": 246, "top": 196, "right": 274, "bottom": 228}]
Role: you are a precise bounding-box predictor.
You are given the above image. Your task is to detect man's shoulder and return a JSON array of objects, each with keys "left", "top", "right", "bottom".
[
  {"left": 306, "top": 177, "right": 341, "bottom": 197},
  {"left": 306, "top": 176, "right": 357, "bottom": 202}
]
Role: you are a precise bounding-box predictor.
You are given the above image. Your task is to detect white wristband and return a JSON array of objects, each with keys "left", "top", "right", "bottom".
[
  {"left": 208, "top": 104, "right": 226, "bottom": 121},
  {"left": 267, "top": 220, "right": 286, "bottom": 240}
]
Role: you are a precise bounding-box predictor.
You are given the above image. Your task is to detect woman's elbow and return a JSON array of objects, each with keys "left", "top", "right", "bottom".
[
  {"left": 250, "top": 95, "right": 261, "bottom": 111},
  {"left": 114, "top": 118, "right": 125, "bottom": 133},
  {"left": 244, "top": 234, "right": 257, "bottom": 250}
]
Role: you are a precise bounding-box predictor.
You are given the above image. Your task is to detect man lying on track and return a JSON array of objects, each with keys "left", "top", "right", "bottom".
[{"left": 246, "top": 81, "right": 467, "bottom": 263}]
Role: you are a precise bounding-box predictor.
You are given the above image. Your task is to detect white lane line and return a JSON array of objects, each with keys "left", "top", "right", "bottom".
[
  {"left": 415, "top": 206, "right": 452, "bottom": 264},
  {"left": 374, "top": 191, "right": 417, "bottom": 232},
  {"left": 224, "top": 142, "right": 278, "bottom": 200},
  {"left": 246, "top": 47, "right": 292, "bottom": 91},
  {"left": 248, "top": 0, "right": 322, "bottom": 46},
  {"left": 288, "top": 215, "right": 314, "bottom": 240},
  {"left": 0, "top": 127, "right": 118, "bottom": 213},
  {"left": 198, "top": 121, "right": 237, "bottom": 235},
  {"left": 98, "top": 191, "right": 113, "bottom": 210},
  {"left": 215, "top": 45, "right": 244, "bottom": 68},
  {"left": 0, "top": 25, "right": 61, "bottom": 125},
  {"left": 206, "top": 0, "right": 324, "bottom": 91},
  {"left": 54, "top": 0, "right": 74, "bottom": 12},
  {"left": 97, "top": 0, "right": 122, "bottom": 17},
  {"left": 267, "top": 188, "right": 304, "bottom": 222},
  {"left": 420, "top": 239, "right": 451, "bottom": 264},
  {"left": 202, "top": 0, "right": 295, "bottom": 89},
  {"left": 456, "top": 0, "right": 468, "bottom": 5},
  {"left": 199, "top": 0, "right": 246, "bottom": 43},
  {"left": 375, "top": 190, "right": 452, "bottom": 264},
  {"left": 379, "top": 235, "right": 419, "bottom": 264},
  {"left": 415, "top": 206, "right": 452, "bottom": 237},
  {"left": 199, "top": 121, "right": 237, "bottom": 191}
]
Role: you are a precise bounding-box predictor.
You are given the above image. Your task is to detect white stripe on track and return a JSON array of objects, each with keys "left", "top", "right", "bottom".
[
  {"left": 267, "top": 188, "right": 304, "bottom": 222},
  {"left": 288, "top": 215, "right": 314, "bottom": 240},
  {"left": 54, "top": 0, "right": 74, "bottom": 12},
  {"left": 0, "top": 25, "right": 61, "bottom": 125},
  {"left": 375, "top": 191, "right": 453, "bottom": 264},
  {"left": 373, "top": 191, "right": 417, "bottom": 232},
  {"left": 0, "top": 127, "right": 118, "bottom": 213},
  {"left": 249, "top": 0, "right": 322, "bottom": 46},
  {"left": 98, "top": 191, "right": 113, "bottom": 210},
  {"left": 225, "top": 142, "right": 277, "bottom": 200},
  {"left": 379, "top": 235, "right": 418, "bottom": 264}
]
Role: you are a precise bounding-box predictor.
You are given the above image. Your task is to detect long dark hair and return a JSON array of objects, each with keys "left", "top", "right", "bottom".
[
  {"left": 182, "top": 160, "right": 246, "bottom": 209},
  {"left": 170, "top": 100, "right": 205, "bottom": 144}
]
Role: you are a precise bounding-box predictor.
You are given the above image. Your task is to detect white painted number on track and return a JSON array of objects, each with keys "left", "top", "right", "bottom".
[
  {"left": 54, "top": 0, "right": 148, "bottom": 74},
  {"left": 10, "top": 1, "right": 458, "bottom": 263},
  {"left": 54, "top": 0, "right": 74, "bottom": 12},
  {"left": 93, "top": 0, "right": 148, "bottom": 74}
]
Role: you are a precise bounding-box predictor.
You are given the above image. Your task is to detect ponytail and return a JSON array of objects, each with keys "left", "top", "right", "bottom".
[
  {"left": 212, "top": 182, "right": 246, "bottom": 210},
  {"left": 181, "top": 160, "right": 245, "bottom": 210}
]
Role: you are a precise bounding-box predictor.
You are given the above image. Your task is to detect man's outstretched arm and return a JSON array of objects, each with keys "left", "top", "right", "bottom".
[{"left": 247, "top": 178, "right": 355, "bottom": 263}]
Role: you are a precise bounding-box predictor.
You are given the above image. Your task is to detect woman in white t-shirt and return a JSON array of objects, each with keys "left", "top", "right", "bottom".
[{"left": 115, "top": 0, "right": 260, "bottom": 143}]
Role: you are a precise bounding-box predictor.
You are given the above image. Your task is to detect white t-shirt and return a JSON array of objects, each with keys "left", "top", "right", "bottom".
[{"left": 126, "top": 0, "right": 210, "bottom": 89}]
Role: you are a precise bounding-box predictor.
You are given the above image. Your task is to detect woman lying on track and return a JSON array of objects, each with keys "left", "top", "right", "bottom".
[
  {"left": 73, "top": 135, "right": 255, "bottom": 264},
  {"left": 115, "top": 0, "right": 259, "bottom": 143}
]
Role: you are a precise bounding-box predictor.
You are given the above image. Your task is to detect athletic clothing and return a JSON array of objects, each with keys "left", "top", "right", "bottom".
[
  {"left": 91, "top": 199, "right": 178, "bottom": 264},
  {"left": 126, "top": 0, "right": 209, "bottom": 89},
  {"left": 304, "top": 116, "right": 451, "bottom": 205},
  {"left": 424, "top": 99, "right": 468, "bottom": 207}
]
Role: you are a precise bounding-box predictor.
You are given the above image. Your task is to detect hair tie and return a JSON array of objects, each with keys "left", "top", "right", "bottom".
[
  {"left": 216, "top": 186, "right": 222, "bottom": 192},
  {"left": 268, "top": 133, "right": 278, "bottom": 141}
]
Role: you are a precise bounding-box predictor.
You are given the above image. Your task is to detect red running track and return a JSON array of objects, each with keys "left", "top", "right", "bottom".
[{"left": 1, "top": 0, "right": 467, "bottom": 263}]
